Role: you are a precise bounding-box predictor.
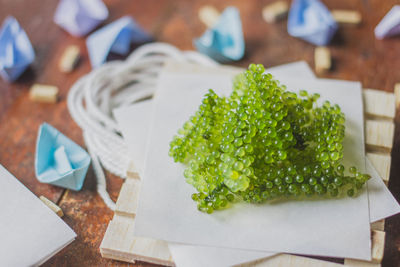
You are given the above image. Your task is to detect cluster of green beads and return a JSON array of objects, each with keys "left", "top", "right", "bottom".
[{"left": 169, "top": 64, "right": 371, "bottom": 214}]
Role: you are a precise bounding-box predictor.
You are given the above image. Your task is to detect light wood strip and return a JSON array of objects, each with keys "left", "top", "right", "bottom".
[
  {"left": 39, "top": 196, "right": 64, "bottom": 217},
  {"left": 115, "top": 178, "right": 141, "bottom": 217},
  {"left": 371, "top": 220, "right": 385, "bottom": 231},
  {"left": 365, "top": 120, "right": 395, "bottom": 153},
  {"left": 262, "top": 1, "right": 289, "bottom": 23},
  {"left": 394, "top": 83, "right": 400, "bottom": 108},
  {"left": 332, "top": 10, "right": 362, "bottom": 25},
  {"left": 315, "top": 47, "right": 331, "bottom": 74},
  {"left": 363, "top": 89, "right": 396, "bottom": 120},
  {"left": 198, "top": 5, "right": 220, "bottom": 28},
  {"left": 238, "top": 254, "right": 342, "bottom": 267},
  {"left": 366, "top": 153, "right": 391, "bottom": 184}
]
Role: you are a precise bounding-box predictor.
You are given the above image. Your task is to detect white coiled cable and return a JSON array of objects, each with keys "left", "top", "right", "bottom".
[{"left": 67, "top": 43, "right": 218, "bottom": 210}]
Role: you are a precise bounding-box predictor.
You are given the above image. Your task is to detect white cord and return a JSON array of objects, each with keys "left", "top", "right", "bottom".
[{"left": 67, "top": 43, "right": 218, "bottom": 210}]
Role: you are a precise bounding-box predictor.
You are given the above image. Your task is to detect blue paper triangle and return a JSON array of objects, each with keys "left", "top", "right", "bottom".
[
  {"left": 86, "top": 16, "right": 152, "bottom": 68},
  {"left": 194, "top": 7, "right": 245, "bottom": 62},
  {"left": 0, "top": 16, "right": 35, "bottom": 82},
  {"left": 287, "top": 0, "right": 337, "bottom": 46},
  {"left": 35, "top": 123, "right": 91, "bottom": 191}
]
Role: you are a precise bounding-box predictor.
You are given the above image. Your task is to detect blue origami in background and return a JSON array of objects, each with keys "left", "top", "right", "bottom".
[
  {"left": 287, "top": 0, "right": 338, "bottom": 46},
  {"left": 86, "top": 16, "right": 152, "bottom": 68},
  {"left": 375, "top": 5, "right": 400, "bottom": 39},
  {"left": 35, "top": 123, "right": 91, "bottom": 191},
  {"left": 194, "top": 7, "right": 245, "bottom": 62},
  {"left": 0, "top": 16, "right": 35, "bottom": 82},
  {"left": 54, "top": 0, "right": 108, "bottom": 37}
]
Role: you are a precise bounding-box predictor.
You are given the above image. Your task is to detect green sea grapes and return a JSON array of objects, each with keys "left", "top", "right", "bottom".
[{"left": 169, "top": 64, "right": 371, "bottom": 214}]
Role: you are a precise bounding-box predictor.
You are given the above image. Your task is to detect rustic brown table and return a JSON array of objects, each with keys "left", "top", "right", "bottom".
[{"left": 1, "top": 0, "right": 399, "bottom": 266}]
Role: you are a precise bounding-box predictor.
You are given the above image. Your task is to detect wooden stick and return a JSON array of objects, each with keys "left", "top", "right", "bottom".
[
  {"left": 262, "top": 1, "right": 289, "bottom": 23},
  {"left": 363, "top": 89, "right": 396, "bottom": 120},
  {"left": 198, "top": 6, "right": 220, "bottom": 28},
  {"left": 29, "top": 84, "right": 59, "bottom": 103},
  {"left": 314, "top": 47, "right": 331, "bottom": 74},
  {"left": 395, "top": 83, "right": 400, "bottom": 108},
  {"left": 332, "top": 10, "right": 362, "bottom": 25},
  {"left": 39, "top": 196, "right": 64, "bottom": 217},
  {"left": 59, "top": 45, "right": 80, "bottom": 73}
]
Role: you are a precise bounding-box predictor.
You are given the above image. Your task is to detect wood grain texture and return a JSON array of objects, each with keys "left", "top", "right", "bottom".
[{"left": 1, "top": 0, "right": 400, "bottom": 266}]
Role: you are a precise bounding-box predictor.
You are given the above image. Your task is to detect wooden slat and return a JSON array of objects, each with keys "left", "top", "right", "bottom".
[
  {"left": 262, "top": 1, "right": 289, "bottom": 23},
  {"left": 344, "top": 258, "right": 380, "bottom": 267},
  {"left": 39, "top": 195, "right": 64, "bottom": 217},
  {"left": 115, "top": 178, "right": 141, "bottom": 217},
  {"left": 198, "top": 5, "right": 220, "bottom": 28},
  {"left": 394, "top": 83, "right": 400, "bottom": 108},
  {"left": 365, "top": 120, "right": 395, "bottom": 153},
  {"left": 59, "top": 45, "right": 80, "bottom": 73},
  {"left": 363, "top": 89, "right": 396, "bottom": 120},
  {"left": 239, "top": 254, "right": 342, "bottom": 267},
  {"left": 366, "top": 153, "right": 391, "bottom": 184},
  {"left": 100, "top": 214, "right": 174, "bottom": 266},
  {"left": 371, "top": 220, "right": 385, "bottom": 231},
  {"left": 314, "top": 47, "right": 331, "bottom": 74},
  {"left": 332, "top": 10, "right": 362, "bottom": 25}
]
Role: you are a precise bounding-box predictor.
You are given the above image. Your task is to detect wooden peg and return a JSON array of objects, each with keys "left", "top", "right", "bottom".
[
  {"left": 40, "top": 196, "right": 64, "bottom": 217},
  {"left": 332, "top": 10, "right": 362, "bottom": 25},
  {"left": 198, "top": 5, "right": 220, "bottom": 28},
  {"left": 371, "top": 230, "right": 385, "bottom": 263},
  {"left": 29, "top": 84, "right": 59, "bottom": 103},
  {"left": 262, "top": 1, "right": 289, "bottom": 23},
  {"left": 59, "top": 45, "right": 80, "bottom": 73},
  {"left": 314, "top": 47, "right": 331, "bottom": 74},
  {"left": 395, "top": 83, "right": 400, "bottom": 108}
]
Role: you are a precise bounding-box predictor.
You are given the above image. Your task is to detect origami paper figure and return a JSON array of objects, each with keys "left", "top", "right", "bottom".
[
  {"left": 0, "top": 16, "right": 34, "bottom": 82},
  {"left": 375, "top": 5, "right": 400, "bottom": 39},
  {"left": 86, "top": 16, "right": 152, "bottom": 68},
  {"left": 194, "top": 7, "right": 245, "bottom": 62},
  {"left": 35, "top": 123, "right": 91, "bottom": 191},
  {"left": 287, "top": 0, "right": 338, "bottom": 46},
  {"left": 54, "top": 0, "right": 108, "bottom": 37}
]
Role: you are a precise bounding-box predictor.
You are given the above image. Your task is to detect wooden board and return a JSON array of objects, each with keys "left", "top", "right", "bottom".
[{"left": 100, "top": 88, "right": 396, "bottom": 266}]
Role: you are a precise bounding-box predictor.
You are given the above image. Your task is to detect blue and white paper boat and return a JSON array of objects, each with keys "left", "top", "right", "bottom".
[
  {"left": 0, "top": 16, "right": 35, "bottom": 82},
  {"left": 86, "top": 16, "right": 152, "bottom": 68},
  {"left": 375, "top": 5, "right": 400, "bottom": 39},
  {"left": 194, "top": 7, "right": 245, "bottom": 62},
  {"left": 54, "top": 0, "right": 108, "bottom": 37},
  {"left": 35, "top": 123, "right": 91, "bottom": 191},
  {"left": 287, "top": 0, "right": 338, "bottom": 46}
]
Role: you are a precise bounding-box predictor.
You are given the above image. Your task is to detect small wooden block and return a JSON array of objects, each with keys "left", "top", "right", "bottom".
[
  {"left": 366, "top": 152, "right": 391, "bottom": 184},
  {"left": 100, "top": 214, "right": 174, "bottom": 266},
  {"left": 371, "top": 219, "right": 385, "bottom": 231},
  {"left": 395, "top": 83, "right": 400, "bottom": 108},
  {"left": 344, "top": 258, "right": 380, "bottom": 267},
  {"left": 363, "top": 89, "right": 396, "bottom": 120},
  {"left": 115, "top": 178, "right": 141, "bottom": 217},
  {"left": 29, "top": 84, "right": 59, "bottom": 103},
  {"left": 242, "top": 254, "right": 342, "bottom": 267},
  {"left": 262, "top": 1, "right": 289, "bottom": 23},
  {"left": 365, "top": 120, "right": 395, "bottom": 153},
  {"left": 39, "top": 196, "right": 64, "bottom": 217},
  {"left": 332, "top": 10, "right": 362, "bottom": 25},
  {"left": 314, "top": 47, "right": 331, "bottom": 74},
  {"left": 371, "top": 230, "right": 385, "bottom": 263},
  {"left": 126, "top": 161, "right": 140, "bottom": 179},
  {"left": 59, "top": 45, "right": 80, "bottom": 73},
  {"left": 198, "top": 5, "right": 220, "bottom": 28}
]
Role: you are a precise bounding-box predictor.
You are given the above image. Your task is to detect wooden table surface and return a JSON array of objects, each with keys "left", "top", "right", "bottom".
[{"left": 1, "top": 0, "right": 400, "bottom": 266}]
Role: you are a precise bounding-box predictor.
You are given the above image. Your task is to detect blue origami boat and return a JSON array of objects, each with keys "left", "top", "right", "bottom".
[
  {"left": 287, "top": 0, "right": 337, "bottom": 46},
  {"left": 194, "top": 7, "right": 245, "bottom": 62},
  {"left": 0, "top": 16, "right": 35, "bottom": 82},
  {"left": 35, "top": 123, "right": 91, "bottom": 191}
]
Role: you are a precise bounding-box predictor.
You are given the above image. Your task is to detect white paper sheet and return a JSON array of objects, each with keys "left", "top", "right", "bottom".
[
  {"left": 0, "top": 164, "right": 76, "bottom": 267},
  {"left": 133, "top": 64, "right": 373, "bottom": 260},
  {"left": 114, "top": 62, "right": 399, "bottom": 266}
]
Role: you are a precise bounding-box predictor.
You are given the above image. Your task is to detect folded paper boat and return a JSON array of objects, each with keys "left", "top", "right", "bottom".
[
  {"left": 54, "top": 0, "right": 108, "bottom": 37},
  {"left": 375, "top": 5, "right": 400, "bottom": 39},
  {"left": 86, "top": 16, "right": 152, "bottom": 68},
  {"left": 0, "top": 16, "right": 35, "bottom": 82},
  {"left": 194, "top": 7, "right": 245, "bottom": 62},
  {"left": 35, "top": 123, "right": 91, "bottom": 191},
  {"left": 287, "top": 0, "right": 338, "bottom": 46}
]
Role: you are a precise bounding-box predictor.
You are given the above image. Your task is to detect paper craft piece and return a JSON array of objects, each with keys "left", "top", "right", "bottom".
[
  {"left": 35, "top": 123, "right": 91, "bottom": 191},
  {"left": 133, "top": 68, "right": 373, "bottom": 260},
  {"left": 0, "top": 16, "right": 34, "bottom": 82},
  {"left": 0, "top": 165, "right": 76, "bottom": 266},
  {"left": 54, "top": 0, "right": 108, "bottom": 37},
  {"left": 375, "top": 5, "right": 400, "bottom": 39},
  {"left": 194, "top": 7, "right": 245, "bottom": 62},
  {"left": 87, "top": 16, "right": 152, "bottom": 68},
  {"left": 29, "top": 84, "right": 59, "bottom": 103},
  {"left": 288, "top": 0, "right": 338, "bottom": 45}
]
